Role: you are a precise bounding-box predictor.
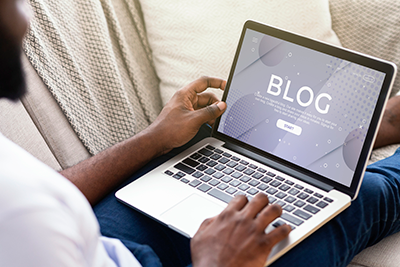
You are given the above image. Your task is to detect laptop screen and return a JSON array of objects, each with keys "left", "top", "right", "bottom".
[{"left": 215, "top": 23, "right": 392, "bottom": 191}]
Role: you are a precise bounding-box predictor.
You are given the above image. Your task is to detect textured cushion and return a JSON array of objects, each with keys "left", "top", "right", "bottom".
[
  {"left": 139, "top": 0, "right": 341, "bottom": 105},
  {"left": 330, "top": 0, "right": 400, "bottom": 98}
]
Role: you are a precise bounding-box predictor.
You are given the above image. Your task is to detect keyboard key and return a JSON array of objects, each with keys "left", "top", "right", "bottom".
[
  {"left": 249, "top": 164, "right": 258, "bottom": 169},
  {"left": 221, "top": 176, "right": 233, "bottom": 183},
  {"left": 231, "top": 172, "right": 243, "bottom": 179},
  {"left": 314, "top": 193, "right": 323, "bottom": 198},
  {"left": 206, "top": 161, "right": 217, "bottom": 167},
  {"left": 199, "top": 148, "right": 213, "bottom": 156},
  {"left": 214, "top": 164, "right": 226, "bottom": 171},
  {"left": 261, "top": 177, "right": 272, "bottom": 184},
  {"left": 283, "top": 205, "right": 295, "bottom": 212},
  {"left": 235, "top": 191, "right": 246, "bottom": 197},
  {"left": 198, "top": 157, "right": 210, "bottom": 163},
  {"left": 278, "top": 184, "right": 290, "bottom": 191},
  {"left": 235, "top": 165, "right": 246, "bottom": 172},
  {"left": 209, "top": 179, "right": 220, "bottom": 186},
  {"left": 294, "top": 184, "right": 304, "bottom": 190},
  {"left": 252, "top": 172, "right": 263, "bottom": 179},
  {"left": 212, "top": 172, "right": 224, "bottom": 179},
  {"left": 183, "top": 158, "right": 200, "bottom": 168},
  {"left": 222, "top": 152, "right": 232, "bottom": 158},
  {"left": 174, "top": 163, "right": 195, "bottom": 174},
  {"left": 214, "top": 148, "right": 223, "bottom": 154},
  {"left": 192, "top": 171, "right": 203, "bottom": 178},
  {"left": 200, "top": 175, "right": 212, "bottom": 182},
  {"left": 205, "top": 168, "right": 216, "bottom": 175},
  {"left": 229, "top": 180, "right": 241, "bottom": 187},
  {"left": 276, "top": 200, "right": 286, "bottom": 207},
  {"left": 180, "top": 178, "right": 190, "bottom": 183},
  {"left": 197, "top": 184, "right": 212, "bottom": 192},
  {"left": 208, "top": 188, "right": 233, "bottom": 203},
  {"left": 306, "top": 197, "right": 319, "bottom": 204},
  {"left": 266, "top": 172, "right": 276, "bottom": 177},
  {"left": 223, "top": 168, "right": 234, "bottom": 175},
  {"left": 257, "top": 183, "right": 268, "bottom": 191},
  {"left": 189, "top": 179, "right": 202, "bottom": 187},
  {"left": 240, "top": 176, "right": 251, "bottom": 183},
  {"left": 285, "top": 196, "right": 296, "bottom": 203},
  {"left": 210, "top": 154, "right": 222, "bottom": 160},
  {"left": 272, "top": 220, "right": 286, "bottom": 228},
  {"left": 257, "top": 168, "right": 267, "bottom": 173},
  {"left": 231, "top": 156, "right": 240, "bottom": 161},
  {"left": 294, "top": 209, "right": 312, "bottom": 220},
  {"left": 173, "top": 174, "right": 182, "bottom": 179},
  {"left": 217, "top": 183, "right": 229, "bottom": 191},
  {"left": 240, "top": 160, "right": 249, "bottom": 165},
  {"left": 281, "top": 213, "right": 304, "bottom": 226},
  {"left": 206, "top": 145, "right": 215, "bottom": 150},
  {"left": 288, "top": 188, "right": 300, "bottom": 196},
  {"left": 247, "top": 188, "right": 259, "bottom": 195},
  {"left": 244, "top": 168, "right": 255, "bottom": 175},
  {"left": 197, "top": 164, "right": 208, "bottom": 171},
  {"left": 304, "top": 188, "right": 314, "bottom": 194},
  {"left": 226, "top": 187, "right": 238, "bottom": 195},
  {"left": 294, "top": 200, "right": 306, "bottom": 208},
  {"left": 164, "top": 170, "right": 173, "bottom": 176},
  {"left": 227, "top": 161, "right": 238, "bottom": 168},
  {"left": 298, "top": 193, "right": 309, "bottom": 200},
  {"left": 276, "top": 176, "right": 285, "bottom": 181},
  {"left": 268, "top": 196, "right": 277, "bottom": 203},
  {"left": 316, "top": 201, "right": 329, "bottom": 208},
  {"left": 190, "top": 153, "right": 202, "bottom": 160},
  {"left": 238, "top": 184, "right": 250, "bottom": 191},
  {"left": 266, "top": 188, "right": 278, "bottom": 195},
  {"left": 276, "top": 192, "right": 287, "bottom": 199},
  {"left": 285, "top": 180, "right": 294, "bottom": 185},
  {"left": 218, "top": 157, "right": 230, "bottom": 164},
  {"left": 324, "top": 197, "right": 334, "bottom": 203},
  {"left": 249, "top": 179, "right": 260, "bottom": 187},
  {"left": 270, "top": 180, "right": 282, "bottom": 187},
  {"left": 304, "top": 204, "right": 320, "bottom": 214}
]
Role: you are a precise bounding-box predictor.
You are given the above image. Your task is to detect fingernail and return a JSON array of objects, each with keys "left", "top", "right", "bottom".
[{"left": 217, "top": 101, "right": 226, "bottom": 110}]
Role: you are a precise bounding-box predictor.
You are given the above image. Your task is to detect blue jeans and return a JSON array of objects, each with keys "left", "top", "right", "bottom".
[{"left": 94, "top": 125, "right": 400, "bottom": 267}]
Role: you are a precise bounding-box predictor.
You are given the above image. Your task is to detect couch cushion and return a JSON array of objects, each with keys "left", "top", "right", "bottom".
[{"left": 139, "top": 0, "right": 341, "bottom": 105}]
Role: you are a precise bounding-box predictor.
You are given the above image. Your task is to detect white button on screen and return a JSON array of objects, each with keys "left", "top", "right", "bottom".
[{"left": 276, "top": 119, "right": 302, "bottom": 136}]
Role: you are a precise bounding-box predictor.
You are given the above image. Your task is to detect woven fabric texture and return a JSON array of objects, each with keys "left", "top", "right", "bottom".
[
  {"left": 23, "top": 0, "right": 162, "bottom": 155},
  {"left": 330, "top": 0, "right": 400, "bottom": 98}
]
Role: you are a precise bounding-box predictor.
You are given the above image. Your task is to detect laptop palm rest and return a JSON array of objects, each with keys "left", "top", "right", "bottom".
[{"left": 161, "top": 194, "right": 224, "bottom": 237}]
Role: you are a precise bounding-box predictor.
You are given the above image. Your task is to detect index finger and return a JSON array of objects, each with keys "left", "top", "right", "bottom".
[{"left": 184, "top": 76, "right": 226, "bottom": 94}]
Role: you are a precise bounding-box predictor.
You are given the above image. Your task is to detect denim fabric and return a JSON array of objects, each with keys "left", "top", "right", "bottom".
[{"left": 94, "top": 124, "right": 400, "bottom": 267}]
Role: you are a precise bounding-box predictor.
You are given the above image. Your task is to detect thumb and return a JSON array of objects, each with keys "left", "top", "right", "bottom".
[{"left": 193, "top": 101, "right": 227, "bottom": 125}]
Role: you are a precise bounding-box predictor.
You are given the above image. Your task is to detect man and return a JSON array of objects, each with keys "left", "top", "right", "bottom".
[{"left": 1, "top": 0, "right": 400, "bottom": 267}]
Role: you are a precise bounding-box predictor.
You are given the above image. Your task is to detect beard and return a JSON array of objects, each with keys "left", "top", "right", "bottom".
[{"left": 0, "top": 24, "right": 26, "bottom": 101}]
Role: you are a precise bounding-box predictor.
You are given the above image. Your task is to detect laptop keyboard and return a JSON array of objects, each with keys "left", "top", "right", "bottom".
[{"left": 164, "top": 144, "right": 334, "bottom": 230}]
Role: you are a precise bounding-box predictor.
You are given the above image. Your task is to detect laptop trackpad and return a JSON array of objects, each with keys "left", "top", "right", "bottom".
[{"left": 160, "top": 194, "right": 225, "bottom": 237}]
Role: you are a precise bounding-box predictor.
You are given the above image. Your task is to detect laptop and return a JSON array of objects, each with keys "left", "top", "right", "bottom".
[{"left": 116, "top": 20, "right": 397, "bottom": 265}]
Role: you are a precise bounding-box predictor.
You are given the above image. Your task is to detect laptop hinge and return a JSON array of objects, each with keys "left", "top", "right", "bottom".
[{"left": 223, "top": 142, "right": 334, "bottom": 192}]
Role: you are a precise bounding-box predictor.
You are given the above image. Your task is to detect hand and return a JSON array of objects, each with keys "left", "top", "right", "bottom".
[
  {"left": 191, "top": 193, "right": 291, "bottom": 267},
  {"left": 147, "top": 76, "right": 227, "bottom": 154}
]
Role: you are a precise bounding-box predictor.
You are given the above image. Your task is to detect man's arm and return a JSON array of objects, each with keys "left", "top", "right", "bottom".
[{"left": 60, "top": 77, "right": 227, "bottom": 205}]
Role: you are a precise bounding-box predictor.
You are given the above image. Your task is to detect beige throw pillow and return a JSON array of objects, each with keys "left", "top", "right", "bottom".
[{"left": 140, "top": 0, "right": 341, "bottom": 105}]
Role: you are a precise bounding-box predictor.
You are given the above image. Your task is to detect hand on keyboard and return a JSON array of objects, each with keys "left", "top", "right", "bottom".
[{"left": 191, "top": 193, "right": 291, "bottom": 267}]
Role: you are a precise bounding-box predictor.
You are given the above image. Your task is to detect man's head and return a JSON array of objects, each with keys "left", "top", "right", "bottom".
[{"left": 0, "top": 0, "right": 30, "bottom": 101}]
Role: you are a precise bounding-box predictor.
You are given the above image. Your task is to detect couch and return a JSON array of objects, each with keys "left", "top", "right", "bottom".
[{"left": 1, "top": 0, "right": 400, "bottom": 266}]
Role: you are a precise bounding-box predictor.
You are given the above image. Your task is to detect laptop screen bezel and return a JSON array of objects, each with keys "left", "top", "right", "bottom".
[{"left": 212, "top": 20, "right": 396, "bottom": 199}]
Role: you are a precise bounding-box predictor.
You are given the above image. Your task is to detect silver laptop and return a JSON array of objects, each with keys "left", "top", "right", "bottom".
[{"left": 116, "top": 20, "right": 397, "bottom": 265}]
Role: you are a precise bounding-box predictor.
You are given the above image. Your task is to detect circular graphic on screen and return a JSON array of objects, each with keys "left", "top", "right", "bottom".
[{"left": 259, "top": 35, "right": 287, "bottom": 67}]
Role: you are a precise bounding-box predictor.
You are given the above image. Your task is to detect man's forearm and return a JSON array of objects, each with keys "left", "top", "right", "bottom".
[{"left": 60, "top": 127, "right": 163, "bottom": 206}]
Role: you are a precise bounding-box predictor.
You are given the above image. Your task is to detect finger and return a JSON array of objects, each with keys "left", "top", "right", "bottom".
[
  {"left": 195, "top": 92, "right": 220, "bottom": 109},
  {"left": 220, "top": 195, "right": 248, "bottom": 215},
  {"left": 263, "top": 224, "right": 291, "bottom": 249},
  {"left": 184, "top": 76, "right": 226, "bottom": 95},
  {"left": 256, "top": 204, "right": 283, "bottom": 230},
  {"left": 197, "top": 216, "right": 217, "bottom": 232},
  {"left": 241, "top": 193, "right": 270, "bottom": 219},
  {"left": 191, "top": 101, "right": 226, "bottom": 126}
]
